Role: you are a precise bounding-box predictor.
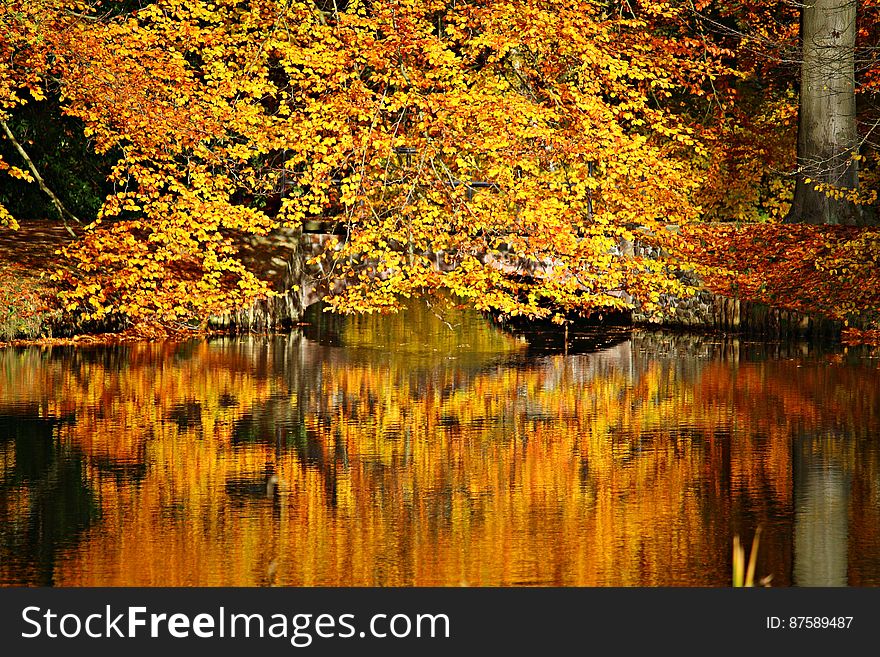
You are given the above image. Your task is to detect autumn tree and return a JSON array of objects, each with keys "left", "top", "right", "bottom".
[
  {"left": 685, "top": 1, "right": 880, "bottom": 225},
  {"left": 78, "top": 2, "right": 736, "bottom": 323},
  {"left": 0, "top": 1, "right": 735, "bottom": 326}
]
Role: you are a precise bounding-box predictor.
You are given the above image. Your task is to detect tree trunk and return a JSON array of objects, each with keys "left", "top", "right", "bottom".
[{"left": 785, "top": 0, "right": 862, "bottom": 226}]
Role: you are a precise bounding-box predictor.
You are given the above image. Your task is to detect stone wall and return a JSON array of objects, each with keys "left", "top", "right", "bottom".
[
  {"left": 627, "top": 228, "right": 844, "bottom": 339},
  {"left": 215, "top": 227, "right": 848, "bottom": 339},
  {"left": 634, "top": 286, "right": 843, "bottom": 338},
  {"left": 209, "top": 228, "right": 306, "bottom": 331}
]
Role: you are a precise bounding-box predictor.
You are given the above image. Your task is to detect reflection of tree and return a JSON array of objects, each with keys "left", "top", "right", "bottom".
[
  {"left": 793, "top": 432, "right": 850, "bottom": 586},
  {"left": 0, "top": 413, "right": 98, "bottom": 586},
  {"left": 0, "top": 319, "right": 878, "bottom": 586}
]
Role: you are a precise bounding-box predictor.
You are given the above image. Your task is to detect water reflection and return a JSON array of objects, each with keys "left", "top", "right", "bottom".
[
  {"left": 0, "top": 413, "right": 99, "bottom": 586},
  {"left": 793, "top": 434, "right": 851, "bottom": 587},
  {"left": 0, "top": 301, "right": 878, "bottom": 586}
]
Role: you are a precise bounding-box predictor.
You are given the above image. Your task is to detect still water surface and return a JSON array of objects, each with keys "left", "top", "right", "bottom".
[{"left": 1, "top": 302, "right": 879, "bottom": 586}]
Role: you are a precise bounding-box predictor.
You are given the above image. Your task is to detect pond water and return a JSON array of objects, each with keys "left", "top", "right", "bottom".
[{"left": 1, "top": 301, "right": 879, "bottom": 587}]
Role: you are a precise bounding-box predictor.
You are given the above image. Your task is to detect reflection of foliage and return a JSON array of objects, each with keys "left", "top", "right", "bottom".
[
  {"left": 336, "top": 297, "right": 523, "bottom": 366},
  {"left": 0, "top": 414, "right": 99, "bottom": 586},
  {"left": 0, "top": 317, "right": 879, "bottom": 586}
]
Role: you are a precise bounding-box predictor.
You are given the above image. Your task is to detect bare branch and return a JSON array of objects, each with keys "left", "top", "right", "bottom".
[{"left": 1, "top": 119, "right": 81, "bottom": 236}]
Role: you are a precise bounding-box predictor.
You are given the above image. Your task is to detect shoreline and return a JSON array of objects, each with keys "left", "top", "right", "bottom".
[{"left": 3, "top": 320, "right": 877, "bottom": 351}]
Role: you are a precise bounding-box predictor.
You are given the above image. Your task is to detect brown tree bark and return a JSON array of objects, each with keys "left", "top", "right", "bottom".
[{"left": 785, "top": 0, "right": 864, "bottom": 225}]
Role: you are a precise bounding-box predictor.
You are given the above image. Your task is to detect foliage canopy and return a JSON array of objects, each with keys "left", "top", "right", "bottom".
[{"left": 1, "top": 0, "right": 879, "bottom": 328}]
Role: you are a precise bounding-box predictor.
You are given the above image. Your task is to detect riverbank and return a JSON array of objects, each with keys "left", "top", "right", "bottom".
[
  {"left": 2, "top": 220, "right": 880, "bottom": 348},
  {"left": 673, "top": 223, "right": 880, "bottom": 344},
  {"left": 0, "top": 222, "right": 211, "bottom": 346},
  {"left": 0, "top": 222, "right": 69, "bottom": 341}
]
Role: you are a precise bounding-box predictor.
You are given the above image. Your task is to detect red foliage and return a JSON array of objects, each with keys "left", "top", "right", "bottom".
[{"left": 675, "top": 223, "right": 880, "bottom": 330}]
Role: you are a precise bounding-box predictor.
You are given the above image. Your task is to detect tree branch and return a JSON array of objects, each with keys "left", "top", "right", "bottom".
[{"left": 1, "top": 119, "right": 81, "bottom": 236}]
